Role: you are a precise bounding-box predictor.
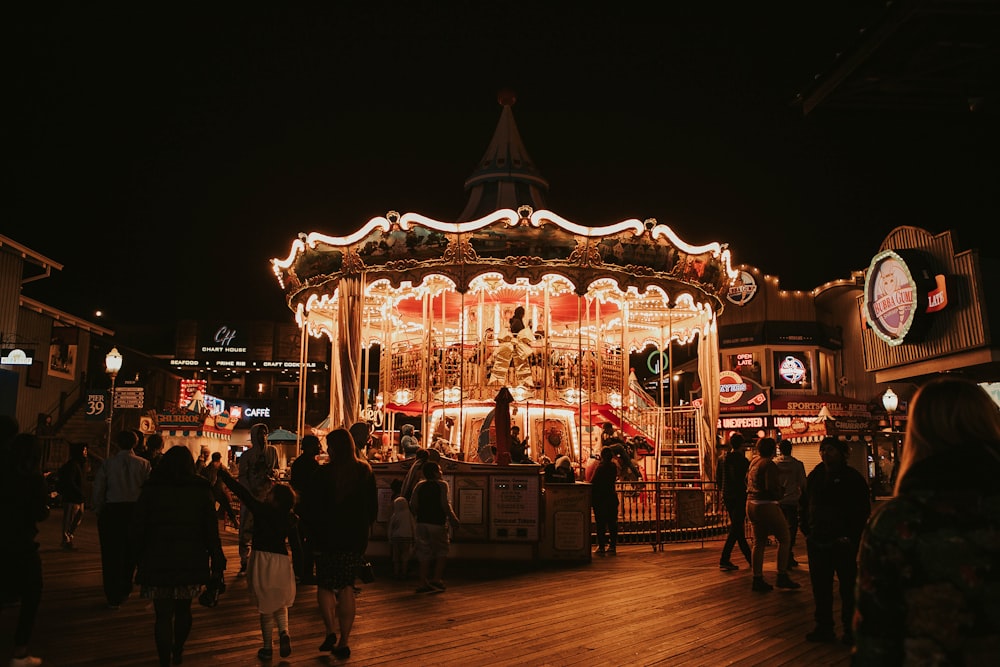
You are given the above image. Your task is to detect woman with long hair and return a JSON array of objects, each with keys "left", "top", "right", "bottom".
[
  {"left": 853, "top": 377, "right": 1000, "bottom": 665},
  {"left": 131, "top": 446, "right": 226, "bottom": 667},
  {"left": 299, "top": 428, "right": 378, "bottom": 660}
]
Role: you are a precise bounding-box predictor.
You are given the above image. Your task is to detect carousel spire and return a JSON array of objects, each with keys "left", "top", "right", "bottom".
[{"left": 458, "top": 89, "right": 550, "bottom": 221}]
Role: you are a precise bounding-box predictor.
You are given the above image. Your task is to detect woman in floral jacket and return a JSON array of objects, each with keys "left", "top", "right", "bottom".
[{"left": 853, "top": 377, "right": 1000, "bottom": 665}]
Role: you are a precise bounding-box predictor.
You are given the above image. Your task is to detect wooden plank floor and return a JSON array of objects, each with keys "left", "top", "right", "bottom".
[{"left": 2, "top": 513, "right": 852, "bottom": 666}]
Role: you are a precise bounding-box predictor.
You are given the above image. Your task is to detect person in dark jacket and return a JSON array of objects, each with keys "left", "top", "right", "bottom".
[
  {"left": 853, "top": 377, "right": 1000, "bottom": 665},
  {"left": 591, "top": 446, "right": 619, "bottom": 555},
  {"left": 57, "top": 441, "right": 88, "bottom": 549},
  {"left": 1, "top": 428, "right": 48, "bottom": 667},
  {"left": 289, "top": 435, "right": 322, "bottom": 584},
  {"left": 718, "top": 433, "right": 753, "bottom": 570},
  {"left": 299, "top": 428, "right": 378, "bottom": 660},
  {"left": 799, "top": 436, "right": 870, "bottom": 645},
  {"left": 410, "top": 460, "right": 460, "bottom": 593},
  {"left": 131, "top": 445, "right": 226, "bottom": 667}
]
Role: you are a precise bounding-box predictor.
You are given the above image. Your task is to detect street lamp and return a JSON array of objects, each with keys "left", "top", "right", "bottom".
[
  {"left": 105, "top": 346, "right": 123, "bottom": 458},
  {"left": 881, "top": 387, "right": 898, "bottom": 431}
]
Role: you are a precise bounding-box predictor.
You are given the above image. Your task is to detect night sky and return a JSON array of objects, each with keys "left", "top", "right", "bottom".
[{"left": 9, "top": 4, "right": 999, "bottom": 328}]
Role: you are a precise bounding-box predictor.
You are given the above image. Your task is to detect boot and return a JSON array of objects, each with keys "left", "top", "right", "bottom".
[
  {"left": 751, "top": 576, "right": 773, "bottom": 592},
  {"left": 776, "top": 572, "right": 801, "bottom": 589}
]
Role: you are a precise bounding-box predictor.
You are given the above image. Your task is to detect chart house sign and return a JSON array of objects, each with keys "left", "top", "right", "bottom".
[{"left": 863, "top": 249, "right": 947, "bottom": 347}]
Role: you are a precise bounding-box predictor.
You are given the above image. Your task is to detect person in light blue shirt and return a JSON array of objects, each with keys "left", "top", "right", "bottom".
[{"left": 92, "top": 429, "right": 151, "bottom": 608}]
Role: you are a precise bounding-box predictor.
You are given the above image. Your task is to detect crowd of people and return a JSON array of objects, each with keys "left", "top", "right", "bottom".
[
  {"left": 713, "top": 375, "right": 1000, "bottom": 664},
  {"left": 4, "top": 374, "right": 997, "bottom": 664}
]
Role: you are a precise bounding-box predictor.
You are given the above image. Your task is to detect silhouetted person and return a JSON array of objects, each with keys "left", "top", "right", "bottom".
[
  {"left": 718, "top": 433, "right": 753, "bottom": 571},
  {"left": 92, "top": 429, "right": 151, "bottom": 608}
]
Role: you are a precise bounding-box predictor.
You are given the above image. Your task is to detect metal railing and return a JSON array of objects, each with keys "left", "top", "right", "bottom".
[{"left": 597, "top": 480, "right": 730, "bottom": 549}]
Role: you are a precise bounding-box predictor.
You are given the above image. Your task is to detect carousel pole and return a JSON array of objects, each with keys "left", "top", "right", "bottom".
[{"left": 422, "top": 291, "right": 431, "bottom": 447}]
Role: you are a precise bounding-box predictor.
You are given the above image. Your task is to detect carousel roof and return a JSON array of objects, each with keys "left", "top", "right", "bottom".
[{"left": 271, "top": 97, "right": 738, "bottom": 348}]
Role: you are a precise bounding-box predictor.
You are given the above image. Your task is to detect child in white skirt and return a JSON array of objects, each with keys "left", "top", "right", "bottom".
[{"left": 220, "top": 469, "right": 297, "bottom": 660}]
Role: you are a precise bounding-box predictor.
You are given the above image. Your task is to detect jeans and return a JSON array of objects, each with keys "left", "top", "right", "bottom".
[
  {"left": 806, "top": 537, "right": 858, "bottom": 631},
  {"left": 747, "top": 501, "right": 790, "bottom": 577},
  {"left": 720, "top": 497, "right": 751, "bottom": 565}
]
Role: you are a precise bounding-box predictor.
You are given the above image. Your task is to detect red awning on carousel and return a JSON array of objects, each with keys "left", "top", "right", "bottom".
[
  {"left": 385, "top": 401, "right": 424, "bottom": 416},
  {"left": 581, "top": 404, "right": 644, "bottom": 438}
]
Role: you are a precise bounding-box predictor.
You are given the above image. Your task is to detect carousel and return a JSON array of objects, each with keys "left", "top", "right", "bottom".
[{"left": 271, "top": 97, "right": 737, "bottom": 482}]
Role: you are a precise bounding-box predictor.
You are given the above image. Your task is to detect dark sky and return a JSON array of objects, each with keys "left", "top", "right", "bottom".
[{"left": 8, "top": 4, "right": 999, "bottom": 328}]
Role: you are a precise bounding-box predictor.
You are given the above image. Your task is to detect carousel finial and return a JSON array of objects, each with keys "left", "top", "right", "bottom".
[{"left": 498, "top": 88, "right": 517, "bottom": 106}]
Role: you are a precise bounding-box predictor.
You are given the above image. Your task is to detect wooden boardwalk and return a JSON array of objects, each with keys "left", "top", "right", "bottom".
[{"left": 2, "top": 513, "right": 853, "bottom": 666}]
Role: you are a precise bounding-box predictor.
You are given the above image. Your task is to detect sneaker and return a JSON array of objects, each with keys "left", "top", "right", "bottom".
[
  {"left": 331, "top": 646, "right": 351, "bottom": 659},
  {"left": 719, "top": 561, "right": 739, "bottom": 571},
  {"left": 257, "top": 647, "right": 273, "bottom": 660},
  {"left": 775, "top": 573, "right": 801, "bottom": 589},
  {"left": 805, "top": 627, "right": 837, "bottom": 643},
  {"left": 429, "top": 581, "right": 446, "bottom": 592},
  {"left": 9, "top": 656, "right": 43, "bottom": 667},
  {"left": 751, "top": 577, "right": 773, "bottom": 592},
  {"left": 279, "top": 632, "right": 291, "bottom": 658},
  {"left": 415, "top": 584, "right": 437, "bottom": 594},
  {"left": 318, "top": 633, "right": 338, "bottom": 651}
]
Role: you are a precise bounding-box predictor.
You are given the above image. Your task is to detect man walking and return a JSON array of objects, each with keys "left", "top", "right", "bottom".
[
  {"left": 92, "top": 429, "right": 151, "bottom": 608},
  {"left": 800, "top": 436, "right": 871, "bottom": 645},
  {"left": 775, "top": 439, "right": 807, "bottom": 567},
  {"left": 236, "top": 423, "right": 278, "bottom": 575},
  {"left": 718, "top": 433, "right": 752, "bottom": 571}
]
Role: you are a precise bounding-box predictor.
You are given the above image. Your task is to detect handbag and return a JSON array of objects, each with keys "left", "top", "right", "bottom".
[{"left": 358, "top": 558, "right": 376, "bottom": 584}]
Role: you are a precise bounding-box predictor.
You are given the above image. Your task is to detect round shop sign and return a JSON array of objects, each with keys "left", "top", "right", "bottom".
[
  {"left": 863, "top": 249, "right": 931, "bottom": 346},
  {"left": 718, "top": 370, "right": 748, "bottom": 405},
  {"left": 726, "top": 270, "right": 758, "bottom": 306}
]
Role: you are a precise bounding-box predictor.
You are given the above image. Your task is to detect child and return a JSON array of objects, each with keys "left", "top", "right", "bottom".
[
  {"left": 388, "top": 495, "right": 416, "bottom": 579},
  {"left": 219, "top": 468, "right": 297, "bottom": 660}
]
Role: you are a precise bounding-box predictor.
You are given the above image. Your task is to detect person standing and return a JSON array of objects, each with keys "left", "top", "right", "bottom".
[
  {"left": 299, "top": 428, "right": 377, "bottom": 660},
  {"left": 0, "top": 430, "right": 48, "bottom": 667},
  {"left": 400, "top": 448, "right": 431, "bottom": 501},
  {"left": 201, "top": 452, "right": 239, "bottom": 527},
  {"left": 775, "top": 439, "right": 807, "bottom": 567},
  {"left": 718, "top": 433, "right": 753, "bottom": 571},
  {"left": 410, "top": 460, "right": 460, "bottom": 593},
  {"left": 853, "top": 377, "right": 1000, "bottom": 665},
  {"left": 92, "top": 429, "right": 151, "bottom": 609},
  {"left": 388, "top": 495, "right": 417, "bottom": 580},
  {"left": 237, "top": 423, "right": 279, "bottom": 576},
  {"left": 131, "top": 446, "right": 226, "bottom": 667},
  {"left": 218, "top": 466, "right": 298, "bottom": 660},
  {"left": 57, "top": 441, "right": 88, "bottom": 550},
  {"left": 289, "top": 435, "right": 322, "bottom": 584},
  {"left": 399, "top": 423, "right": 420, "bottom": 458},
  {"left": 509, "top": 425, "right": 529, "bottom": 463},
  {"left": 746, "top": 437, "right": 800, "bottom": 592},
  {"left": 591, "top": 446, "right": 619, "bottom": 556},
  {"left": 145, "top": 433, "right": 165, "bottom": 469},
  {"left": 799, "top": 436, "right": 870, "bottom": 644}
]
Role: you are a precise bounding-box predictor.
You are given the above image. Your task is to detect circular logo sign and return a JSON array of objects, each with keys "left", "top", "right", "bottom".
[
  {"left": 718, "top": 370, "right": 748, "bottom": 405},
  {"left": 726, "top": 270, "right": 758, "bottom": 306},
  {"left": 778, "top": 356, "right": 807, "bottom": 385},
  {"left": 863, "top": 250, "right": 919, "bottom": 346}
]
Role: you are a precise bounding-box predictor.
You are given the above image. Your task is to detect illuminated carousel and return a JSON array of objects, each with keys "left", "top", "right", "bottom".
[{"left": 271, "top": 96, "right": 736, "bottom": 479}]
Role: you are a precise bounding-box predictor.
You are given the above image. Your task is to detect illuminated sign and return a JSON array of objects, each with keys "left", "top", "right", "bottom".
[
  {"left": 197, "top": 324, "right": 248, "bottom": 356},
  {"left": 726, "top": 270, "right": 758, "bottom": 306},
  {"left": 646, "top": 349, "right": 669, "bottom": 374},
  {"left": 720, "top": 416, "right": 766, "bottom": 429},
  {"left": 772, "top": 351, "right": 812, "bottom": 390},
  {"left": 863, "top": 249, "right": 943, "bottom": 346},
  {"left": 1, "top": 348, "right": 33, "bottom": 365},
  {"left": 718, "top": 370, "right": 748, "bottom": 405}
]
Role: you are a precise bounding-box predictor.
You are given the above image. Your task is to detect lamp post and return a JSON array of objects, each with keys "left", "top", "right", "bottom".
[
  {"left": 105, "top": 346, "right": 123, "bottom": 458},
  {"left": 882, "top": 387, "right": 900, "bottom": 490},
  {"left": 881, "top": 387, "right": 898, "bottom": 431}
]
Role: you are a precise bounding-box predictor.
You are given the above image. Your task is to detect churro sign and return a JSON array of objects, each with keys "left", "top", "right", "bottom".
[{"left": 863, "top": 249, "right": 946, "bottom": 347}]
